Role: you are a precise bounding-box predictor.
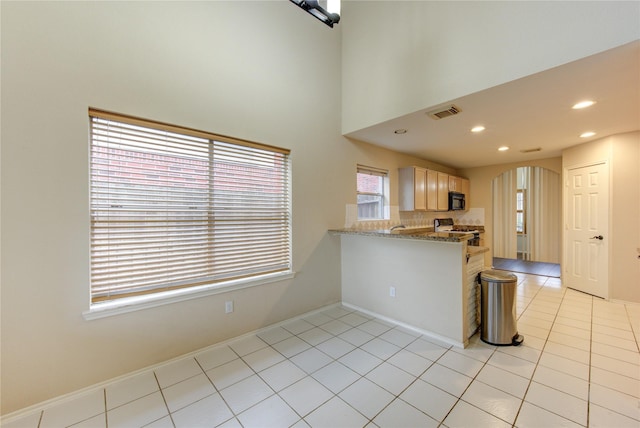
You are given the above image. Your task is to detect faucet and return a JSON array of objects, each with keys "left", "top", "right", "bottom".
[{"left": 390, "top": 225, "right": 406, "bottom": 231}]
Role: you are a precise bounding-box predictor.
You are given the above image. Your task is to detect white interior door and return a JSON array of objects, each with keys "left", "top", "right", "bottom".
[{"left": 565, "top": 162, "right": 609, "bottom": 298}]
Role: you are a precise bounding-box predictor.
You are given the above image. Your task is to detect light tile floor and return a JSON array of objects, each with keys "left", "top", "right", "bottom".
[{"left": 4, "top": 273, "right": 640, "bottom": 428}]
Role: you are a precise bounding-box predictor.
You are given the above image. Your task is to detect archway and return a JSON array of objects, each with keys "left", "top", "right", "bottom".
[{"left": 492, "top": 166, "right": 561, "bottom": 275}]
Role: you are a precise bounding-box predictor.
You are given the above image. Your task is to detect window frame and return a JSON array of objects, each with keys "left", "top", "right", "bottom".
[
  {"left": 516, "top": 189, "right": 527, "bottom": 234},
  {"left": 356, "top": 165, "right": 389, "bottom": 221},
  {"left": 84, "top": 108, "right": 293, "bottom": 319}
]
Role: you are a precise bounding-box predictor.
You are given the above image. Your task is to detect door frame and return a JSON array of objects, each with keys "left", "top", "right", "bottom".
[{"left": 562, "top": 159, "right": 611, "bottom": 299}]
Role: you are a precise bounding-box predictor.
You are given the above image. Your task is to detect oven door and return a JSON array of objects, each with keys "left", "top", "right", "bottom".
[{"left": 468, "top": 233, "right": 480, "bottom": 246}]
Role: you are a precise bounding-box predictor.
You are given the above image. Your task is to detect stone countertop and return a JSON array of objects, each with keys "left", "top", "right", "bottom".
[
  {"left": 452, "top": 225, "right": 485, "bottom": 232},
  {"left": 328, "top": 228, "right": 473, "bottom": 243}
]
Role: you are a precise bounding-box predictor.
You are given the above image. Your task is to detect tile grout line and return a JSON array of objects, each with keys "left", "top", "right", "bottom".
[
  {"left": 153, "top": 371, "right": 176, "bottom": 428},
  {"left": 192, "top": 355, "right": 238, "bottom": 427},
  {"left": 227, "top": 340, "right": 295, "bottom": 424},
  {"left": 286, "top": 315, "right": 369, "bottom": 423},
  {"left": 586, "top": 292, "right": 594, "bottom": 428},
  {"left": 431, "top": 344, "right": 498, "bottom": 427},
  {"left": 287, "top": 314, "right": 462, "bottom": 426},
  {"left": 355, "top": 335, "right": 446, "bottom": 426},
  {"left": 22, "top": 282, "right": 639, "bottom": 428},
  {"left": 509, "top": 278, "right": 549, "bottom": 427},
  {"left": 523, "top": 281, "right": 597, "bottom": 427},
  {"left": 623, "top": 304, "right": 640, "bottom": 353},
  {"left": 216, "top": 310, "right": 378, "bottom": 425},
  {"left": 103, "top": 389, "right": 108, "bottom": 428},
  {"left": 510, "top": 275, "right": 568, "bottom": 427},
  {"left": 295, "top": 311, "right": 397, "bottom": 424},
  {"left": 308, "top": 321, "right": 429, "bottom": 425}
]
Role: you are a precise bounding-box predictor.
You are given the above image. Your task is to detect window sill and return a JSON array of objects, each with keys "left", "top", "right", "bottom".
[{"left": 83, "top": 271, "right": 296, "bottom": 321}]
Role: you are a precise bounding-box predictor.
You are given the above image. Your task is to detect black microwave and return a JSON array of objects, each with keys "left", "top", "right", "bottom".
[{"left": 448, "top": 192, "right": 465, "bottom": 211}]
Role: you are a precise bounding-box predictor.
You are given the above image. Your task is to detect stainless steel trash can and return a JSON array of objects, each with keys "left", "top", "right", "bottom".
[{"left": 480, "top": 270, "right": 524, "bottom": 346}]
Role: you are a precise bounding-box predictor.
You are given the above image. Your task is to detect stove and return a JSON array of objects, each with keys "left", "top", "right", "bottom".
[{"left": 434, "top": 218, "right": 481, "bottom": 246}]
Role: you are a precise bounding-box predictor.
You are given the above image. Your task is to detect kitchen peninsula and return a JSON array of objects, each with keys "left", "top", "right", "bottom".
[{"left": 329, "top": 228, "right": 488, "bottom": 348}]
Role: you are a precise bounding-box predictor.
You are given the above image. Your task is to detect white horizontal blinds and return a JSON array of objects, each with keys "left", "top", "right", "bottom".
[
  {"left": 356, "top": 165, "right": 387, "bottom": 177},
  {"left": 89, "top": 109, "right": 291, "bottom": 303},
  {"left": 210, "top": 141, "right": 291, "bottom": 280}
]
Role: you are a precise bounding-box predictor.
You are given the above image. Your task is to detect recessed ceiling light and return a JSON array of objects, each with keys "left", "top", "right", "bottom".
[
  {"left": 394, "top": 129, "right": 407, "bottom": 134},
  {"left": 572, "top": 100, "right": 596, "bottom": 109},
  {"left": 580, "top": 131, "right": 596, "bottom": 138},
  {"left": 498, "top": 146, "right": 510, "bottom": 152},
  {"left": 471, "top": 126, "right": 485, "bottom": 133}
]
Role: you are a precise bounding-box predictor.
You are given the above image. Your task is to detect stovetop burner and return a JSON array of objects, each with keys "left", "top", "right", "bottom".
[{"left": 434, "top": 218, "right": 479, "bottom": 234}]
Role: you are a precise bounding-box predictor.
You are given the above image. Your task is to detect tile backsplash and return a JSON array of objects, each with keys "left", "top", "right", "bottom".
[
  {"left": 344, "top": 205, "right": 485, "bottom": 230},
  {"left": 453, "top": 208, "right": 485, "bottom": 226}
]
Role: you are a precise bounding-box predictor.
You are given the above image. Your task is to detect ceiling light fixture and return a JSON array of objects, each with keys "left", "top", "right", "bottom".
[
  {"left": 394, "top": 129, "right": 407, "bottom": 134},
  {"left": 290, "top": 0, "right": 340, "bottom": 28},
  {"left": 580, "top": 131, "right": 596, "bottom": 138},
  {"left": 572, "top": 100, "right": 596, "bottom": 109},
  {"left": 471, "top": 126, "right": 485, "bottom": 133},
  {"left": 498, "top": 146, "right": 510, "bottom": 152}
]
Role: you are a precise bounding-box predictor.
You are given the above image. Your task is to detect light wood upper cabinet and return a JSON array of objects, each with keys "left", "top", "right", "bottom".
[
  {"left": 399, "top": 167, "right": 427, "bottom": 211},
  {"left": 400, "top": 167, "right": 469, "bottom": 211},
  {"left": 449, "top": 176, "right": 462, "bottom": 192},
  {"left": 437, "top": 172, "right": 449, "bottom": 211},
  {"left": 426, "top": 169, "right": 438, "bottom": 211},
  {"left": 449, "top": 175, "right": 470, "bottom": 209},
  {"left": 461, "top": 178, "right": 470, "bottom": 203}
]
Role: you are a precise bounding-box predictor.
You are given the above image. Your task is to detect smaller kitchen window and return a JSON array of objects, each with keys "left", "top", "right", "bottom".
[{"left": 356, "top": 165, "right": 389, "bottom": 220}]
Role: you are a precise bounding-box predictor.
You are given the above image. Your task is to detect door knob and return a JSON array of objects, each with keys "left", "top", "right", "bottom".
[{"left": 590, "top": 235, "right": 604, "bottom": 240}]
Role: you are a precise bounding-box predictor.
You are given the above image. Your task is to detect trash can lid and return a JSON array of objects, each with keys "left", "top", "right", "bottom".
[{"left": 480, "top": 269, "right": 518, "bottom": 282}]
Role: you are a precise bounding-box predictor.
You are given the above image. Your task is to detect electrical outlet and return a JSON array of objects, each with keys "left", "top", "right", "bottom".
[
  {"left": 225, "top": 301, "right": 234, "bottom": 313},
  {"left": 389, "top": 287, "right": 396, "bottom": 297}
]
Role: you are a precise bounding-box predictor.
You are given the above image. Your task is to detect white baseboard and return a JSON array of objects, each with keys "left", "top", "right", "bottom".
[
  {"left": 341, "top": 302, "right": 465, "bottom": 348},
  {"left": 1, "top": 302, "right": 343, "bottom": 424}
]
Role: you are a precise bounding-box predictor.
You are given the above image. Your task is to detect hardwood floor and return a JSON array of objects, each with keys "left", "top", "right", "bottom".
[{"left": 492, "top": 257, "right": 561, "bottom": 277}]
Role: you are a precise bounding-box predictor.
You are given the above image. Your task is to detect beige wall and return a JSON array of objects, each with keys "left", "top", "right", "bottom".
[
  {"left": 0, "top": 2, "right": 450, "bottom": 415},
  {"left": 0, "top": 1, "right": 348, "bottom": 415},
  {"left": 3, "top": 1, "right": 639, "bottom": 417},
  {"left": 342, "top": 1, "right": 640, "bottom": 134},
  {"left": 458, "top": 158, "right": 563, "bottom": 266},
  {"left": 562, "top": 132, "right": 640, "bottom": 303},
  {"left": 347, "top": 138, "right": 457, "bottom": 207},
  {"left": 460, "top": 134, "right": 640, "bottom": 303}
]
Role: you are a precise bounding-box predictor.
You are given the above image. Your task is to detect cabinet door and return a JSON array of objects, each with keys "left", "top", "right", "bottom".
[
  {"left": 398, "top": 167, "right": 414, "bottom": 211},
  {"left": 414, "top": 167, "right": 427, "bottom": 211},
  {"left": 449, "top": 176, "right": 462, "bottom": 192},
  {"left": 399, "top": 167, "right": 427, "bottom": 211},
  {"left": 461, "top": 178, "right": 470, "bottom": 207},
  {"left": 437, "top": 172, "right": 449, "bottom": 211},
  {"left": 426, "top": 169, "right": 438, "bottom": 210}
]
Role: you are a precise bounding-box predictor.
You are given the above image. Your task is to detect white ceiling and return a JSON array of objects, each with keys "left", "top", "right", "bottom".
[{"left": 345, "top": 40, "right": 640, "bottom": 170}]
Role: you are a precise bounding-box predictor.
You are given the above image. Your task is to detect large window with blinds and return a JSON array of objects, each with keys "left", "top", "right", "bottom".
[{"left": 89, "top": 109, "right": 291, "bottom": 306}]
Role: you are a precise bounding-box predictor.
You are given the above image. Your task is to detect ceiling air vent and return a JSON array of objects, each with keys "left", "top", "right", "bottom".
[
  {"left": 426, "top": 105, "right": 461, "bottom": 120},
  {"left": 520, "top": 147, "right": 542, "bottom": 153}
]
